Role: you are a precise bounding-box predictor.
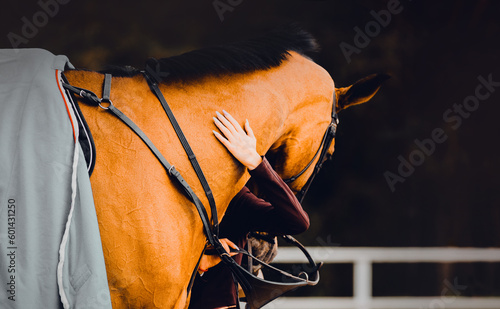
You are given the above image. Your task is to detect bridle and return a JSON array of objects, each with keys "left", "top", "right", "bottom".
[{"left": 283, "top": 90, "right": 338, "bottom": 204}]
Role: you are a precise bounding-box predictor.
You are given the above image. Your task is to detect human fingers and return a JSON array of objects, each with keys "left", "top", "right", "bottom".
[
  {"left": 215, "top": 111, "right": 237, "bottom": 136},
  {"left": 213, "top": 130, "right": 235, "bottom": 152},
  {"left": 221, "top": 238, "right": 239, "bottom": 250},
  {"left": 213, "top": 116, "right": 233, "bottom": 140},
  {"left": 244, "top": 119, "right": 255, "bottom": 139},
  {"left": 220, "top": 240, "right": 231, "bottom": 253},
  {"left": 222, "top": 110, "right": 245, "bottom": 134},
  {"left": 220, "top": 238, "right": 239, "bottom": 257}
]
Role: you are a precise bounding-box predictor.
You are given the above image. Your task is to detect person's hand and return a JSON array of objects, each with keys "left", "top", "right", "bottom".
[
  {"left": 213, "top": 110, "right": 262, "bottom": 170},
  {"left": 199, "top": 238, "right": 239, "bottom": 274}
]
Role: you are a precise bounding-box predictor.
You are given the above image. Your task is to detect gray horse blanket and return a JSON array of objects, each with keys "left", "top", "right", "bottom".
[{"left": 0, "top": 49, "right": 111, "bottom": 309}]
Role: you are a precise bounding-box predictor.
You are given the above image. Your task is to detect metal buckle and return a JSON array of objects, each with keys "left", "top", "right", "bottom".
[
  {"left": 333, "top": 114, "right": 339, "bottom": 125},
  {"left": 98, "top": 100, "right": 112, "bottom": 110}
]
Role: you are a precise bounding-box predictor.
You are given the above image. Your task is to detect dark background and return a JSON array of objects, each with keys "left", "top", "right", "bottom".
[{"left": 2, "top": 0, "right": 499, "bottom": 299}]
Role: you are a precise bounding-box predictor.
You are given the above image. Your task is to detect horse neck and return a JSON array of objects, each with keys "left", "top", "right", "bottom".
[
  {"left": 62, "top": 57, "right": 333, "bottom": 307},
  {"left": 152, "top": 51, "right": 334, "bottom": 199},
  {"left": 63, "top": 69, "right": 285, "bottom": 215},
  {"left": 63, "top": 50, "right": 333, "bottom": 211},
  {"left": 155, "top": 74, "right": 290, "bottom": 213},
  {"left": 255, "top": 53, "right": 335, "bottom": 192}
]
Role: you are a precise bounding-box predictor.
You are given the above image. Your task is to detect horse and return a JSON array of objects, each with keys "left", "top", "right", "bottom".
[{"left": 64, "top": 27, "right": 388, "bottom": 308}]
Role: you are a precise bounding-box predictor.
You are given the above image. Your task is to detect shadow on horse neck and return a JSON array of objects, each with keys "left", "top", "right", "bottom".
[{"left": 64, "top": 26, "right": 388, "bottom": 308}]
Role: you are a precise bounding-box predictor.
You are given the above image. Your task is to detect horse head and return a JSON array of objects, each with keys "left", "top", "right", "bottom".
[{"left": 267, "top": 72, "right": 390, "bottom": 196}]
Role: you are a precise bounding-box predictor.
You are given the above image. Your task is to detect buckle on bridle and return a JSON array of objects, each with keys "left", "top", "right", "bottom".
[{"left": 98, "top": 100, "right": 112, "bottom": 110}]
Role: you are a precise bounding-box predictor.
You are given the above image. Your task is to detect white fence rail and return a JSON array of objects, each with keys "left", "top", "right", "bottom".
[{"left": 261, "top": 247, "right": 500, "bottom": 309}]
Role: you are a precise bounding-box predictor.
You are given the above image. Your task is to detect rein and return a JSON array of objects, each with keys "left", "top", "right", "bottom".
[{"left": 62, "top": 71, "right": 323, "bottom": 308}]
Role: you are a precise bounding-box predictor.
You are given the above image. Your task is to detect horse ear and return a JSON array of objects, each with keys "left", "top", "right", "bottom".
[{"left": 336, "top": 73, "right": 390, "bottom": 111}]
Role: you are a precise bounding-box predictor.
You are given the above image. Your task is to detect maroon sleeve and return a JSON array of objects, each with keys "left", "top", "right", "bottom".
[
  {"left": 236, "top": 157, "right": 310, "bottom": 235},
  {"left": 189, "top": 158, "right": 310, "bottom": 309}
]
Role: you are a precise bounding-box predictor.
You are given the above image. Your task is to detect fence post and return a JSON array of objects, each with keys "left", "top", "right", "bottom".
[{"left": 353, "top": 258, "right": 372, "bottom": 309}]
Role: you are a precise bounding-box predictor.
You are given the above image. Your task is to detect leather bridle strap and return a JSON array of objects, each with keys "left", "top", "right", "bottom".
[
  {"left": 143, "top": 71, "right": 219, "bottom": 237},
  {"left": 282, "top": 122, "right": 334, "bottom": 184},
  {"left": 294, "top": 121, "right": 336, "bottom": 203},
  {"left": 282, "top": 90, "right": 338, "bottom": 203}
]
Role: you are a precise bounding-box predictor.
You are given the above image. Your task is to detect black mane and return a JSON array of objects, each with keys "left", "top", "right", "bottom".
[{"left": 103, "top": 25, "right": 319, "bottom": 84}]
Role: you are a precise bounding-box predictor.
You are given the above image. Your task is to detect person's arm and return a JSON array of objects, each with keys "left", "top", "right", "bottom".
[
  {"left": 245, "top": 157, "right": 309, "bottom": 234},
  {"left": 213, "top": 110, "right": 309, "bottom": 235}
]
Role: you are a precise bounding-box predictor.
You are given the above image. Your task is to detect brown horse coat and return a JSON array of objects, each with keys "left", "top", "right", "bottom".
[{"left": 65, "top": 47, "right": 387, "bottom": 307}]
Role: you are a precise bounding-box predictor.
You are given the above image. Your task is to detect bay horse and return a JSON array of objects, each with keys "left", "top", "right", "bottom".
[{"left": 64, "top": 27, "right": 388, "bottom": 308}]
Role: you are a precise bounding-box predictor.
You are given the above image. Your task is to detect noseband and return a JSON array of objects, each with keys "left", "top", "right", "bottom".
[{"left": 283, "top": 90, "right": 338, "bottom": 203}]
